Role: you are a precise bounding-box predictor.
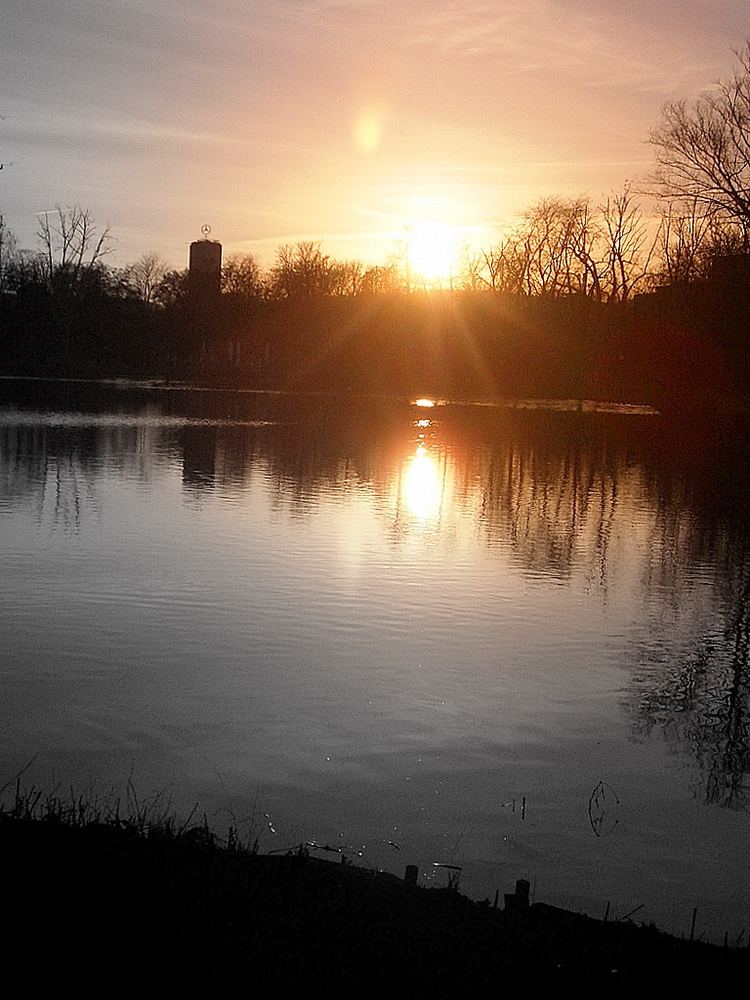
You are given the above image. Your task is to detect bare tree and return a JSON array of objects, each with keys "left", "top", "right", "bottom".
[
  {"left": 36, "top": 204, "right": 114, "bottom": 291},
  {"left": 513, "top": 197, "right": 602, "bottom": 298},
  {"left": 649, "top": 42, "right": 750, "bottom": 244},
  {"left": 651, "top": 198, "right": 749, "bottom": 287},
  {"left": 359, "top": 262, "right": 403, "bottom": 294},
  {"left": 566, "top": 201, "right": 606, "bottom": 300},
  {"left": 654, "top": 200, "right": 714, "bottom": 285},
  {"left": 124, "top": 252, "right": 168, "bottom": 304},
  {"left": 456, "top": 246, "right": 485, "bottom": 291},
  {"left": 154, "top": 269, "right": 189, "bottom": 308},
  {"left": 270, "top": 241, "right": 343, "bottom": 298},
  {"left": 457, "top": 241, "right": 528, "bottom": 294},
  {"left": 222, "top": 252, "right": 265, "bottom": 301},
  {"left": 464, "top": 191, "right": 657, "bottom": 302},
  {"left": 599, "top": 185, "right": 655, "bottom": 301},
  {"left": 329, "top": 259, "right": 365, "bottom": 296},
  {"left": 0, "top": 212, "right": 16, "bottom": 293}
]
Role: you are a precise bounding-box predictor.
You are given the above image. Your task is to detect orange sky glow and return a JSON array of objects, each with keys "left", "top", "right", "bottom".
[{"left": 0, "top": 1, "right": 747, "bottom": 273}]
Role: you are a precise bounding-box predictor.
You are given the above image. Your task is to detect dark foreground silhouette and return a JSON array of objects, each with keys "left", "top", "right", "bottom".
[
  {"left": 1, "top": 812, "right": 745, "bottom": 998},
  {"left": 2, "top": 268, "right": 749, "bottom": 417}
]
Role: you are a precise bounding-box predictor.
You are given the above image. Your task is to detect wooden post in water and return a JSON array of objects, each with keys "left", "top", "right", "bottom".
[
  {"left": 690, "top": 907, "right": 698, "bottom": 942},
  {"left": 404, "top": 864, "right": 419, "bottom": 886},
  {"left": 493, "top": 889, "right": 499, "bottom": 909}
]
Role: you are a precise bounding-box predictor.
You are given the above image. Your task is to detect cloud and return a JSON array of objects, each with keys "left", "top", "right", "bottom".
[
  {"left": 1, "top": 0, "right": 746, "bottom": 266},
  {"left": 396, "top": 0, "right": 735, "bottom": 94}
]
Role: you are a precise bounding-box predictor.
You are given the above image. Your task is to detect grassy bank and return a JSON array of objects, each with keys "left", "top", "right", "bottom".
[{"left": 1, "top": 786, "right": 745, "bottom": 997}]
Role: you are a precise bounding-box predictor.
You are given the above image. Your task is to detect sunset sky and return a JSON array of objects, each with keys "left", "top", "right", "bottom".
[{"left": 0, "top": 1, "right": 747, "bottom": 269}]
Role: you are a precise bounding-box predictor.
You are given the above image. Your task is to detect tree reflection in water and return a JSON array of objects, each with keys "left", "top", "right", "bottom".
[
  {"left": 630, "top": 432, "right": 750, "bottom": 810},
  {"left": 2, "top": 381, "right": 750, "bottom": 809},
  {"left": 633, "top": 556, "right": 750, "bottom": 810}
]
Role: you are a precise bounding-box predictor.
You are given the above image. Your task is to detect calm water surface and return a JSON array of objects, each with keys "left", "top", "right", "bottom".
[{"left": 1, "top": 381, "right": 748, "bottom": 938}]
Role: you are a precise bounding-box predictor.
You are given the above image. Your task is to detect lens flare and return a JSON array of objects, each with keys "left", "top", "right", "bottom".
[{"left": 354, "top": 108, "right": 384, "bottom": 154}]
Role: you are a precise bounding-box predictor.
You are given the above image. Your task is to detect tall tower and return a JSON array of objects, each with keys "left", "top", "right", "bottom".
[{"left": 188, "top": 224, "right": 222, "bottom": 304}]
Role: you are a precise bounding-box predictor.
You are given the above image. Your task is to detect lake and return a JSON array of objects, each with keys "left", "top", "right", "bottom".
[{"left": 1, "top": 379, "right": 748, "bottom": 939}]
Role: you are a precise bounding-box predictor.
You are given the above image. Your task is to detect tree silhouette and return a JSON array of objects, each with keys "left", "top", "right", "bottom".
[
  {"left": 599, "top": 184, "right": 655, "bottom": 301},
  {"left": 270, "top": 241, "right": 334, "bottom": 298},
  {"left": 36, "top": 204, "right": 113, "bottom": 293},
  {"left": 649, "top": 42, "right": 750, "bottom": 244},
  {"left": 221, "top": 253, "right": 265, "bottom": 302},
  {"left": 0, "top": 212, "right": 16, "bottom": 292},
  {"left": 124, "top": 252, "right": 168, "bottom": 305}
]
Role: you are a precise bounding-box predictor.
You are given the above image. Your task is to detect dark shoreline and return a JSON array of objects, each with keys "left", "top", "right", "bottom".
[
  {"left": 3, "top": 279, "right": 750, "bottom": 420},
  {"left": 2, "top": 810, "right": 746, "bottom": 997}
]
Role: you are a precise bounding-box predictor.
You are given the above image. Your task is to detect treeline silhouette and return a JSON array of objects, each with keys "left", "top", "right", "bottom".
[
  {"left": 0, "top": 203, "right": 748, "bottom": 414},
  {"left": 2, "top": 43, "right": 750, "bottom": 411}
]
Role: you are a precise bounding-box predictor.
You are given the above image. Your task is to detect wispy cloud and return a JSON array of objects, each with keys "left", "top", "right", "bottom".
[
  {"left": 397, "top": 0, "right": 731, "bottom": 94},
  {"left": 1, "top": 0, "right": 746, "bottom": 264}
]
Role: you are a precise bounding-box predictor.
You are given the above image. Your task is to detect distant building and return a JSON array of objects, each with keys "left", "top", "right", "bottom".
[{"left": 188, "top": 232, "right": 222, "bottom": 304}]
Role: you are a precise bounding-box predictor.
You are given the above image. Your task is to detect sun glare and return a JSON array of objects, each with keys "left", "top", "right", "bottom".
[{"left": 407, "top": 221, "right": 460, "bottom": 285}]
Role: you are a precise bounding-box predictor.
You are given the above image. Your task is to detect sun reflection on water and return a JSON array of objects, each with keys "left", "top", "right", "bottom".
[{"left": 403, "top": 444, "right": 443, "bottom": 522}]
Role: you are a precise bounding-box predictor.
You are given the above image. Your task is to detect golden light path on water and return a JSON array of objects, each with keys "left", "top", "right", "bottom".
[
  {"left": 400, "top": 400, "right": 445, "bottom": 522},
  {"left": 3, "top": 385, "right": 750, "bottom": 939},
  {"left": 402, "top": 444, "right": 443, "bottom": 523}
]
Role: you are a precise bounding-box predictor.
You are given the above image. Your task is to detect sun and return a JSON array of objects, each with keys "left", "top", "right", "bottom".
[{"left": 407, "top": 221, "right": 460, "bottom": 286}]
